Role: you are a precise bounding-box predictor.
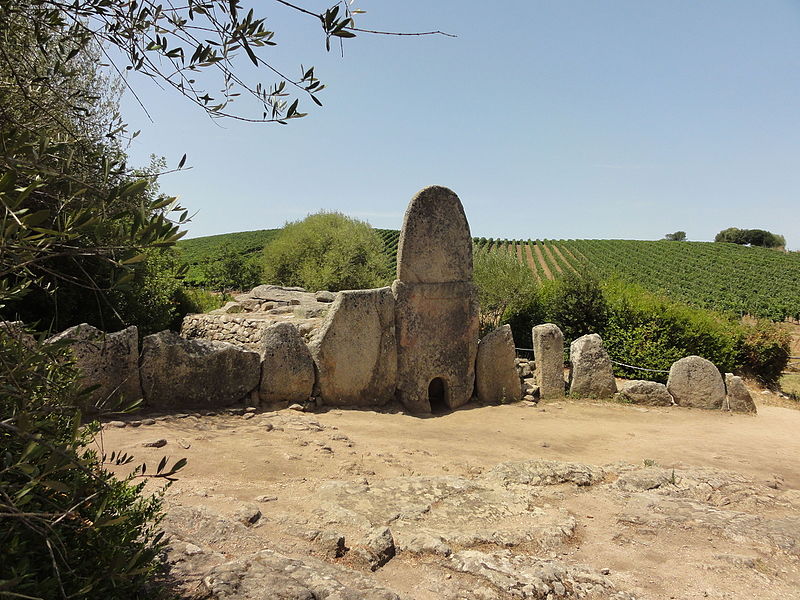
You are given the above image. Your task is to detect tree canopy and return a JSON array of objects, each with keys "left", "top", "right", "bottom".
[
  {"left": 714, "top": 227, "right": 786, "bottom": 248},
  {"left": 262, "top": 212, "right": 391, "bottom": 291}
]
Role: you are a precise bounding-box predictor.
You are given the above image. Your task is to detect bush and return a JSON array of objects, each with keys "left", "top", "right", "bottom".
[
  {"left": 202, "top": 244, "right": 263, "bottom": 293},
  {"left": 544, "top": 272, "right": 609, "bottom": 344},
  {"left": 0, "top": 329, "right": 179, "bottom": 598},
  {"left": 737, "top": 321, "right": 790, "bottom": 385},
  {"left": 174, "top": 287, "right": 226, "bottom": 318},
  {"left": 603, "top": 280, "right": 745, "bottom": 383},
  {"left": 473, "top": 248, "right": 538, "bottom": 337},
  {"left": 262, "top": 212, "right": 391, "bottom": 292}
]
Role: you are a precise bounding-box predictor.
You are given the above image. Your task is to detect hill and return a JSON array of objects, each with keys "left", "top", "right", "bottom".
[
  {"left": 479, "top": 238, "right": 800, "bottom": 321},
  {"left": 178, "top": 230, "right": 800, "bottom": 321}
]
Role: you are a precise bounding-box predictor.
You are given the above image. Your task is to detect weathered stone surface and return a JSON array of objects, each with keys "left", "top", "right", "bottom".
[
  {"left": 394, "top": 280, "right": 479, "bottom": 413},
  {"left": 46, "top": 324, "right": 142, "bottom": 410},
  {"left": 476, "top": 325, "right": 521, "bottom": 404},
  {"left": 140, "top": 331, "right": 260, "bottom": 409},
  {"left": 666, "top": 355, "right": 725, "bottom": 409},
  {"left": 357, "top": 526, "right": 396, "bottom": 570},
  {"left": 617, "top": 380, "right": 674, "bottom": 406},
  {"left": 568, "top": 333, "right": 617, "bottom": 398},
  {"left": 211, "top": 301, "right": 243, "bottom": 314},
  {"left": 532, "top": 324, "right": 565, "bottom": 400},
  {"left": 258, "top": 323, "right": 314, "bottom": 404},
  {"left": 725, "top": 373, "right": 757, "bottom": 414},
  {"left": 394, "top": 186, "right": 480, "bottom": 414},
  {"left": 308, "top": 288, "right": 396, "bottom": 406},
  {"left": 448, "top": 550, "right": 635, "bottom": 600},
  {"left": 203, "top": 549, "right": 400, "bottom": 600},
  {"left": 396, "top": 185, "right": 473, "bottom": 284},
  {"left": 314, "top": 290, "right": 336, "bottom": 303}
]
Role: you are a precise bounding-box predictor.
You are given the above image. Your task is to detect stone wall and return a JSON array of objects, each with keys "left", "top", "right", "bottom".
[{"left": 181, "top": 314, "right": 273, "bottom": 354}]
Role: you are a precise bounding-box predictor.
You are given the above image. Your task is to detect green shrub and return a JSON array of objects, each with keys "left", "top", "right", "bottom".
[
  {"left": 202, "top": 244, "right": 263, "bottom": 293},
  {"left": 174, "top": 287, "right": 226, "bottom": 318},
  {"left": 737, "top": 321, "right": 790, "bottom": 385},
  {"left": 0, "top": 329, "right": 178, "bottom": 598},
  {"left": 544, "top": 272, "right": 609, "bottom": 344},
  {"left": 473, "top": 247, "right": 538, "bottom": 337},
  {"left": 262, "top": 212, "right": 391, "bottom": 292},
  {"left": 602, "top": 280, "right": 741, "bottom": 382}
]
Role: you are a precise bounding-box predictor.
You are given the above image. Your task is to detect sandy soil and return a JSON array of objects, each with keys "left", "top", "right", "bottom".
[{"left": 103, "top": 393, "right": 800, "bottom": 600}]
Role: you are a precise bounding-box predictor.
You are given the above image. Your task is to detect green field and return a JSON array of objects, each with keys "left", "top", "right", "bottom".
[{"left": 179, "top": 229, "right": 800, "bottom": 321}]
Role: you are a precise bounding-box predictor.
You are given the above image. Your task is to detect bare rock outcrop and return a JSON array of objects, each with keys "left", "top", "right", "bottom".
[
  {"left": 46, "top": 323, "right": 141, "bottom": 410},
  {"left": 532, "top": 323, "right": 565, "bottom": 400},
  {"left": 140, "top": 331, "right": 260, "bottom": 409},
  {"left": 617, "top": 380, "right": 674, "bottom": 406},
  {"left": 258, "top": 323, "right": 314, "bottom": 404},
  {"left": 476, "top": 324, "right": 521, "bottom": 404},
  {"left": 308, "top": 288, "right": 397, "bottom": 406},
  {"left": 568, "top": 333, "right": 617, "bottom": 398},
  {"left": 666, "top": 355, "right": 725, "bottom": 409},
  {"left": 725, "top": 373, "right": 757, "bottom": 414},
  {"left": 203, "top": 549, "right": 400, "bottom": 600}
]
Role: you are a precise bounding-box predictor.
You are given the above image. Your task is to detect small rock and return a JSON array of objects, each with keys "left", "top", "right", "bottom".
[
  {"left": 288, "top": 403, "right": 304, "bottom": 411},
  {"left": 129, "top": 420, "right": 142, "bottom": 427},
  {"left": 245, "top": 406, "right": 257, "bottom": 413},
  {"left": 315, "top": 531, "right": 347, "bottom": 558},
  {"left": 142, "top": 418, "right": 156, "bottom": 426},
  {"left": 185, "top": 543, "right": 203, "bottom": 556},
  {"left": 242, "top": 413, "right": 255, "bottom": 420},
  {"left": 255, "top": 495, "right": 278, "bottom": 503},
  {"left": 264, "top": 423, "right": 274, "bottom": 432},
  {"left": 108, "top": 420, "right": 126, "bottom": 428},
  {"left": 233, "top": 505, "right": 262, "bottom": 526},
  {"left": 315, "top": 290, "right": 336, "bottom": 302},
  {"left": 178, "top": 439, "right": 191, "bottom": 449},
  {"left": 142, "top": 439, "right": 167, "bottom": 448},
  {"left": 601, "top": 568, "right": 611, "bottom": 575},
  {"left": 358, "top": 526, "right": 396, "bottom": 571}
]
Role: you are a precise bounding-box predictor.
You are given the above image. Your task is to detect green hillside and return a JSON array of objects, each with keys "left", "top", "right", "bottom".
[
  {"left": 480, "top": 238, "right": 800, "bottom": 321},
  {"left": 179, "top": 229, "right": 800, "bottom": 321}
]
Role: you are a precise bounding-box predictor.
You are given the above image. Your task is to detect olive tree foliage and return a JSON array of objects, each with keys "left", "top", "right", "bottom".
[
  {"left": 472, "top": 247, "right": 539, "bottom": 336},
  {"left": 263, "top": 212, "right": 391, "bottom": 292},
  {"left": 1, "top": 0, "right": 450, "bottom": 125},
  {"left": 663, "top": 231, "right": 686, "bottom": 241}
]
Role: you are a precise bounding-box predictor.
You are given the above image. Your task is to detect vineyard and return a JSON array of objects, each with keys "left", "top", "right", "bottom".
[
  {"left": 179, "top": 229, "right": 800, "bottom": 321},
  {"left": 473, "top": 237, "right": 800, "bottom": 322}
]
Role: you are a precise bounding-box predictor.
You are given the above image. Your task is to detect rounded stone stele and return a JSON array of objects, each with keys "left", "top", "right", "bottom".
[
  {"left": 396, "top": 185, "right": 473, "bottom": 284},
  {"left": 666, "top": 355, "right": 725, "bottom": 410}
]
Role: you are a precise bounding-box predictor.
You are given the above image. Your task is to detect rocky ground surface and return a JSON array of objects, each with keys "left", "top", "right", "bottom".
[{"left": 103, "top": 394, "right": 800, "bottom": 600}]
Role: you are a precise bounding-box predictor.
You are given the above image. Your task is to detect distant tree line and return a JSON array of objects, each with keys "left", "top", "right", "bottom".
[{"left": 715, "top": 228, "right": 785, "bottom": 248}]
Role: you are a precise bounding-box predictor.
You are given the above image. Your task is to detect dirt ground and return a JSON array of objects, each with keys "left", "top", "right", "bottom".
[{"left": 104, "top": 390, "right": 800, "bottom": 600}]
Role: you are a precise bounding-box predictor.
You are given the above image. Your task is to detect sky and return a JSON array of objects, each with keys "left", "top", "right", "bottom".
[{"left": 119, "top": 1, "right": 800, "bottom": 248}]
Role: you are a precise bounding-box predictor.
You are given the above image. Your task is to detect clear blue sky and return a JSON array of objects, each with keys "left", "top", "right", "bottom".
[{"left": 120, "top": 1, "right": 800, "bottom": 248}]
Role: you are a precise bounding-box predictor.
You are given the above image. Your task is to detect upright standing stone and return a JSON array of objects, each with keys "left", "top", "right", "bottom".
[
  {"left": 394, "top": 186, "right": 480, "bottom": 413},
  {"left": 46, "top": 324, "right": 142, "bottom": 411},
  {"left": 476, "top": 324, "right": 522, "bottom": 404},
  {"left": 259, "top": 322, "right": 315, "bottom": 404},
  {"left": 308, "top": 288, "right": 397, "bottom": 406},
  {"left": 532, "top": 324, "right": 564, "bottom": 400},
  {"left": 724, "top": 373, "right": 757, "bottom": 414},
  {"left": 666, "top": 355, "right": 725, "bottom": 409},
  {"left": 568, "top": 333, "right": 617, "bottom": 398}
]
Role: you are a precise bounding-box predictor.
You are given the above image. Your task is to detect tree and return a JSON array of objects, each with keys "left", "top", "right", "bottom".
[
  {"left": 472, "top": 247, "right": 538, "bottom": 335},
  {"left": 663, "top": 231, "right": 686, "bottom": 241},
  {"left": 203, "top": 244, "right": 263, "bottom": 293},
  {"left": 715, "top": 227, "right": 785, "bottom": 248},
  {"left": 262, "top": 212, "right": 391, "bottom": 291}
]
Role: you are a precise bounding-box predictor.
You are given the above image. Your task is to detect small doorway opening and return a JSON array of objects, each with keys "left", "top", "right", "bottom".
[{"left": 428, "top": 377, "right": 449, "bottom": 414}]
